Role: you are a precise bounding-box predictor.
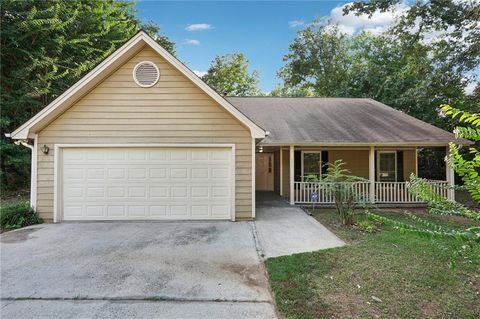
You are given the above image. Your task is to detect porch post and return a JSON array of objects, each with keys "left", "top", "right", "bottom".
[
  {"left": 415, "top": 148, "right": 419, "bottom": 176},
  {"left": 280, "top": 147, "right": 283, "bottom": 196},
  {"left": 445, "top": 146, "right": 455, "bottom": 201},
  {"left": 290, "top": 145, "right": 294, "bottom": 205},
  {"left": 369, "top": 146, "right": 375, "bottom": 204}
]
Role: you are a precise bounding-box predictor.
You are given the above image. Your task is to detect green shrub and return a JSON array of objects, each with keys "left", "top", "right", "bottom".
[
  {"left": 356, "top": 220, "right": 380, "bottom": 233},
  {"left": 321, "top": 160, "right": 368, "bottom": 225},
  {"left": 0, "top": 201, "right": 43, "bottom": 230}
]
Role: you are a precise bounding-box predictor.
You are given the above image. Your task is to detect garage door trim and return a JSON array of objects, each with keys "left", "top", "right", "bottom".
[{"left": 53, "top": 144, "right": 236, "bottom": 222}]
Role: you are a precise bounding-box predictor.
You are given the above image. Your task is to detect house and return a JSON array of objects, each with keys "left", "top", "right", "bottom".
[{"left": 8, "top": 31, "right": 461, "bottom": 223}]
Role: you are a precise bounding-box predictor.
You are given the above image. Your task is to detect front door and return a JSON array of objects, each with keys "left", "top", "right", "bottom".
[{"left": 256, "top": 153, "right": 274, "bottom": 191}]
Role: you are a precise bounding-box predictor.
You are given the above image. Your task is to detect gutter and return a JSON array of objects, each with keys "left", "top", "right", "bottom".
[
  {"left": 6, "top": 133, "right": 37, "bottom": 210},
  {"left": 15, "top": 139, "right": 34, "bottom": 151}
]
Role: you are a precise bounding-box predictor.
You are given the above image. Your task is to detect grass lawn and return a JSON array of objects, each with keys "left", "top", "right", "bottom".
[{"left": 265, "top": 209, "right": 480, "bottom": 319}]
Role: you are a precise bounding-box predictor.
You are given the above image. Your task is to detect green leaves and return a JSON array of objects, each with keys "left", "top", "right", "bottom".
[
  {"left": 407, "top": 175, "right": 479, "bottom": 220},
  {"left": 441, "top": 104, "right": 480, "bottom": 130},
  {"left": 440, "top": 105, "right": 480, "bottom": 202},
  {"left": 0, "top": 201, "right": 43, "bottom": 230},
  {"left": 321, "top": 160, "right": 368, "bottom": 225},
  {"left": 383, "top": 175, "right": 480, "bottom": 266},
  {"left": 1, "top": 0, "right": 175, "bottom": 191},
  {"left": 367, "top": 210, "right": 478, "bottom": 243},
  {"left": 344, "top": 0, "right": 480, "bottom": 77},
  {"left": 202, "top": 53, "right": 260, "bottom": 96}
]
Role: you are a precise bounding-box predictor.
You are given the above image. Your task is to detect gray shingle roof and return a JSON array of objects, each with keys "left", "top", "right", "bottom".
[{"left": 227, "top": 97, "right": 462, "bottom": 145}]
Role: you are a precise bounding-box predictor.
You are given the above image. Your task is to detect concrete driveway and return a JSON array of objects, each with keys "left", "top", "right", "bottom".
[
  {"left": 1, "top": 222, "right": 276, "bottom": 318},
  {"left": 1, "top": 194, "right": 344, "bottom": 318}
]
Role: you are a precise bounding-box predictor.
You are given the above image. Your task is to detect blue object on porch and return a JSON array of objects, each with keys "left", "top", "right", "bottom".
[{"left": 311, "top": 191, "right": 318, "bottom": 202}]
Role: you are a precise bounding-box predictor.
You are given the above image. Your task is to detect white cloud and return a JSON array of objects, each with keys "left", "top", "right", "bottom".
[
  {"left": 184, "top": 39, "right": 200, "bottom": 45},
  {"left": 193, "top": 70, "right": 207, "bottom": 77},
  {"left": 185, "top": 23, "right": 212, "bottom": 31},
  {"left": 465, "top": 81, "right": 477, "bottom": 95},
  {"left": 326, "top": 2, "right": 409, "bottom": 35},
  {"left": 289, "top": 20, "right": 305, "bottom": 28}
]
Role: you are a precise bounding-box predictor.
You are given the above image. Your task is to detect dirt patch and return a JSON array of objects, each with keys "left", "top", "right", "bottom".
[
  {"left": 1, "top": 227, "right": 42, "bottom": 243},
  {"left": 282, "top": 280, "right": 298, "bottom": 289},
  {"left": 171, "top": 226, "right": 220, "bottom": 246},
  {"left": 421, "top": 301, "right": 440, "bottom": 318},
  {"left": 323, "top": 291, "right": 381, "bottom": 319},
  {"left": 222, "top": 263, "right": 269, "bottom": 291}
]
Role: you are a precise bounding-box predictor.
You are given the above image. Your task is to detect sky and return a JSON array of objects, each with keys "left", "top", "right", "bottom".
[{"left": 136, "top": 1, "right": 478, "bottom": 93}]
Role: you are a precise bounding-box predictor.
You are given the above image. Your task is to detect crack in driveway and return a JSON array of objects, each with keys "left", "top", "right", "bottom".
[{"left": 0, "top": 297, "right": 273, "bottom": 304}]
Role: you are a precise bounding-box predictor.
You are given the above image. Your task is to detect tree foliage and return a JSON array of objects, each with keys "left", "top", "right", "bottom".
[
  {"left": 202, "top": 53, "right": 260, "bottom": 96},
  {"left": 0, "top": 0, "right": 174, "bottom": 192},
  {"left": 408, "top": 174, "right": 479, "bottom": 219},
  {"left": 344, "top": 0, "right": 480, "bottom": 76},
  {"left": 441, "top": 105, "right": 480, "bottom": 202},
  {"left": 278, "top": 23, "right": 477, "bottom": 127}
]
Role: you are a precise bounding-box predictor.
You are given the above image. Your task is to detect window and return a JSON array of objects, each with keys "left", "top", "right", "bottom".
[
  {"left": 302, "top": 151, "right": 322, "bottom": 181},
  {"left": 377, "top": 151, "right": 397, "bottom": 182},
  {"left": 268, "top": 155, "right": 272, "bottom": 173}
]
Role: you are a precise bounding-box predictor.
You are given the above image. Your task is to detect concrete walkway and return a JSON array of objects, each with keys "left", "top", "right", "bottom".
[{"left": 254, "top": 192, "right": 345, "bottom": 258}]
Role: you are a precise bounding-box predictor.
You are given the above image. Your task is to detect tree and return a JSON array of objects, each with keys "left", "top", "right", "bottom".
[
  {"left": 278, "top": 24, "right": 352, "bottom": 97},
  {"left": 344, "top": 0, "right": 480, "bottom": 78},
  {"left": 0, "top": 0, "right": 175, "bottom": 192},
  {"left": 269, "top": 85, "right": 316, "bottom": 97},
  {"left": 279, "top": 24, "right": 475, "bottom": 127},
  {"left": 202, "top": 53, "right": 260, "bottom": 96},
  {"left": 441, "top": 105, "right": 480, "bottom": 202}
]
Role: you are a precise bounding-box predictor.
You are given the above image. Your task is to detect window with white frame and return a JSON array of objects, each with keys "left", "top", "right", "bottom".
[
  {"left": 377, "top": 151, "right": 397, "bottom": 182},
  {"left": 302, "top": 151, "right": 322, "bottom": 181}
]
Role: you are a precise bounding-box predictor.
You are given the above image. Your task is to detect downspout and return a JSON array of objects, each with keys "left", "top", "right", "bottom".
[{"left": 10, "top": 134, "right": 37, "bottom": 210}]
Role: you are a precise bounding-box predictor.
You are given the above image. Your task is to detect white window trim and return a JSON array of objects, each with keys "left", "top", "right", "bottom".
[
  {"left": 301, "top": 150, "right": 322, "bottom": 181},
  {"left": 53, "top": 143, "right": 236, "bottom": 223},
  {"left": 376, "top": 150, "right": 397, "bottom": 182}
]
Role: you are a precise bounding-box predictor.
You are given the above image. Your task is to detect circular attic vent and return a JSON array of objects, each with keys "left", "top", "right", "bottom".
[{"left": 133, "top": 61, "right": 160, "bottom": 87}]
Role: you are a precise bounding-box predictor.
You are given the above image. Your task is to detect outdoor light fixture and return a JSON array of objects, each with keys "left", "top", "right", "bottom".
[
  {"left": 41, "top": 145, "right": 49, "bottom": 155},
  {"left": 258, "top": 146, "right": 263, "bottom": 153}
]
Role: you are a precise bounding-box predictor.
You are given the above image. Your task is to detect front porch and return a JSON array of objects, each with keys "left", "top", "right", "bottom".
[{"left": 255, "top": 145, "right": 454, "bottom": 206}]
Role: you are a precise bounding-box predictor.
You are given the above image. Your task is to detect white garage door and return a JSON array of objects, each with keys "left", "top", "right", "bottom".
[{"left": 61, "top": 147, "right": 233, "bottom": 221}]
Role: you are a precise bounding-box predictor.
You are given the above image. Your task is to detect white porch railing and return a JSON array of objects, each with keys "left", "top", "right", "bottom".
[
  {"left": 294, "top": 181, "right": 370, "bottom": 204},
  {"left": 293, "top": 180, "right": 449, "bottom": 204}
]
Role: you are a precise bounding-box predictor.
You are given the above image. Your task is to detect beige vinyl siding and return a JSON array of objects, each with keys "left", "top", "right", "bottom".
[
  {"left": 403, "top": 150, "right": 417, "bottom": 180},
  {"left": 35, "top": 46, "right": 252, "bottom": 221},
  {"left": 329, "top": 150, "right": 369, "bottom": 178}
]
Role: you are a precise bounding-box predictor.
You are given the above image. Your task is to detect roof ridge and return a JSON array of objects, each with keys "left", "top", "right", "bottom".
[{"left": 226, "top": 96, "right": 371, "bottom": 99}]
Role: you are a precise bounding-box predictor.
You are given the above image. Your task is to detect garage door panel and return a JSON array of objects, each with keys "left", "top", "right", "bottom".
[
  {"left": 62, "top": 147, "right": 232, "bottom": 220},
  {"left": 63, "top": 203, "right": 232, "bottom": 220}
]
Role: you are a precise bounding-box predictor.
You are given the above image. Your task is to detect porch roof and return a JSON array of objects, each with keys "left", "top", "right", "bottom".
[{"left": 227, "top": 97, "right": 468, "bottom": 146}]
